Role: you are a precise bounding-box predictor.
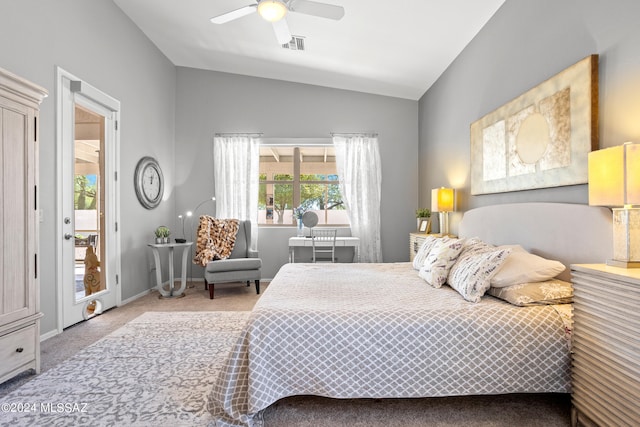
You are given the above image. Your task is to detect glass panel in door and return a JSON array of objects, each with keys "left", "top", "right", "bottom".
[{"left": 73, "top": 105, "right": 105, "bottom": 315}]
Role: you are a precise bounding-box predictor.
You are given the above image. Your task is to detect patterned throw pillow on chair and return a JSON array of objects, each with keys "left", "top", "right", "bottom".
[{"left": 193, "top": 216, "right": 239, "bottom": 266}]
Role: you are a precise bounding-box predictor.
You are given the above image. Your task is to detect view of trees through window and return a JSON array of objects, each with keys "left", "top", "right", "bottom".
[
  {"left": 259, "top": 146, "right": 348, "bottom": 225},
  {"left": 75, "top": 174, "right": 98, "bottom": 210}
]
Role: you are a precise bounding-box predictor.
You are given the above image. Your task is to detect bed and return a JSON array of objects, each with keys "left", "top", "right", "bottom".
[{"left": 207, "top": 203, "right": 612, "bottom": 427}]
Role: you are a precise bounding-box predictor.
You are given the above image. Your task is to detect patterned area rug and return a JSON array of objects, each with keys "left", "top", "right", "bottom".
[{"left": 0, "top": 311, "right": 250, "bottom": 427}]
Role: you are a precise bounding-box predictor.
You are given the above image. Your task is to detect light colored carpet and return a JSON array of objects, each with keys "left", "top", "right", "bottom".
[
  {"left": 0, "top": 311, "right": 250, "bottom": 427},
  {"left": 0, "top": 282, "right": 264, "bottom": 397}
]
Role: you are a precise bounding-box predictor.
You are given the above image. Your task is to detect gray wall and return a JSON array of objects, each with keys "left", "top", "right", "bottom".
[
  {"left": 175, "top": 67, "right": 418, "bottom": 279},
  {"left": 419, "top": 0, "right": 640, "bottom": 233},
  {"left": 0, "top": 0, "right": 176, "bottom": 335}
]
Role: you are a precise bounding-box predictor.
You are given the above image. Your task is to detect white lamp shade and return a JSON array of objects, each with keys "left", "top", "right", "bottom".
[
  {"left": 589, "top": 143, "right": 640, "bottom": 267},
  {"left": 257, "top": 0, "right": 288, "bottom": 22},
  {"left": 431, "top": 188, "right": 454, "bottom": 212},
  {"left": 588, "top": 143, "right": 640, "bottom": 207}
]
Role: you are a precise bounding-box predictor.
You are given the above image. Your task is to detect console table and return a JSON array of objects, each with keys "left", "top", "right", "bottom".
[
  {"left": 288, "top": 236, "right": 360, "bottom": 263},
  {"left": 148, "top": 242, "right": 193, "bottom": 298}
]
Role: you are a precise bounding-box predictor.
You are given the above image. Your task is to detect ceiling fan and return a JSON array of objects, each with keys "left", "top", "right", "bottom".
[{"left": 210, "top": 0, "right": 345, "bottom": 45}]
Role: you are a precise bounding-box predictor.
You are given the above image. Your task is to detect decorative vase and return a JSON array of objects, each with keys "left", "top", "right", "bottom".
[
  {"left": 296, "top": 218, "right": 304, "bottom": 237},
  {"left": 162, "top": 237, "right": 170, "bottom": 244},
  {"left": 155, "top": 237, "right": 162, "bottom": 244}
]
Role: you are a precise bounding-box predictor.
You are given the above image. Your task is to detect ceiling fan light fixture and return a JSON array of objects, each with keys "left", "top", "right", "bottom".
[{"left": 257, "top": 0, "right": 288, "bottom": 22}]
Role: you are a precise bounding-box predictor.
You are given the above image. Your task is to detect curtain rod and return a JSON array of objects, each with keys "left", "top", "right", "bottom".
[
  {"left": 331, "top": 132, "right": 378, "bottom": 137},
  {"left": 214, "top": 132, "right": 263, "bottom": 137}
]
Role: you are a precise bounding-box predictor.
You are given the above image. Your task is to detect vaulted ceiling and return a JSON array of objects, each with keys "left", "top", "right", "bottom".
[{"left": 114, "top": 0, "right": 505, "bottom": 100}]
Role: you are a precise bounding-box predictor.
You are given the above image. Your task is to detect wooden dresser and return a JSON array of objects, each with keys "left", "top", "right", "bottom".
[
  {"left": 570, "top": 264, "right": 640, "bottom": 427},
  {"left": 409, "top": 232, "right": 429, "bottom": 262},
  {"left": 0, "top": 68, "right": 46, "bottom": 384}
]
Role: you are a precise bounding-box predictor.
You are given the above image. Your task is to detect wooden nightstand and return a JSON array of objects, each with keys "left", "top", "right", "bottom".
[
  {"left": 409, "top": 233, "right": 451, "bottom": 261},
  {"left": 570, "top": 264, "right": 640, "bottom": 427}
]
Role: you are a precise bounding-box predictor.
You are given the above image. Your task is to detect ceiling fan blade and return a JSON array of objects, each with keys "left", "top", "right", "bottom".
[
  {"left": 272, "top": 18, "right": 292, "bottom": 45},
  {"left": 289, "top": 0, "right": 345, "bottom": 20},
  {"left": 210, "top": 4, "right": 257, "bottom": 24}
]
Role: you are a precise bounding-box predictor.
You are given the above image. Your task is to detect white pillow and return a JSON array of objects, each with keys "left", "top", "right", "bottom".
[
  {"left": 448, "top": 247, "right": 512, "bottom": 303},
  {"left": 418, "top": 238, "right": 465, "bottom": 288},
  {"left": 490, "top": 245, "right": 566, "bottom": 288},
  {"left": 412, "top": 235, "right": 439, "bottom": 270}
]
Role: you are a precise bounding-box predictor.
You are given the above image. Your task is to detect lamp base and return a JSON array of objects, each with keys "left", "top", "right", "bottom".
[
  {"left": 438, "top": 211, "right": 450, "bottom": 236},
  {"left": 611, "top": 208, "right": 640, "bottom": 267},
  {"left": 606, "top": 259, "right": 640, "bottom": 268}
]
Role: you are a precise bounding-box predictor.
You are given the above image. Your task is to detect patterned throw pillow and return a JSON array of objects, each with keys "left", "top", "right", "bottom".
[
  {"left": 418, "top": 238, "right": 465, "bottom": 288},
  {"left": 412, "top": 235, "right": 440, "bottom": 270},
  {"left": 487, "top": 279, "right": 573, "bottom": 306},
  {"left": 459, "top": 237, "right": 496, "bottom": 257},
  {"left": 447, "top": 247, "right": 512, "bottom": 303}
]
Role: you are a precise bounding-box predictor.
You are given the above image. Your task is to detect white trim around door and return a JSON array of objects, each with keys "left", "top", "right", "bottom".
[{"left": 55, "top": 67, "right": 122, "bottom": 332}]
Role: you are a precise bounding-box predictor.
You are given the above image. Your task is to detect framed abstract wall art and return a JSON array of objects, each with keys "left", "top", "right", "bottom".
[{"left": 470, "top": 55, "right": 599, "bottom": 195}]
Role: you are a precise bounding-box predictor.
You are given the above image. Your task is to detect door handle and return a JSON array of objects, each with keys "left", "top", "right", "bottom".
[{"left": 64, "top": 233, "right": 74, "bottom": 240}]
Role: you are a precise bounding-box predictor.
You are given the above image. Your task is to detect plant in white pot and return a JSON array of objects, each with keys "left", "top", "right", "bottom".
[
  {"left": 155, "top": 226, "right": 170, "bottom": 244},
  {"left": 154, "top": 227, "right": 163, "bottom": 244}
]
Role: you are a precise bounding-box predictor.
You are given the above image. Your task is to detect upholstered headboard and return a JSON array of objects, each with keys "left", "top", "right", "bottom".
[{"left": 458, "top": 203, "right": 612, "bottom": 281}]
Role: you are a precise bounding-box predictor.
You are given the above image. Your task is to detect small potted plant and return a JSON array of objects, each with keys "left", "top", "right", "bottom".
[
  {"left": 415, "top": 208, "right": 431, "bottom": 232},
  {"left": 161, "top": 226, "right": 171, "bottom": 243},
  {"left": 155, "top": 226, "right": 170, "bottom": 244}
]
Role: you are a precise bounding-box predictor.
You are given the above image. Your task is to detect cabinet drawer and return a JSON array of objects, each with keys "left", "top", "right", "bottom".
[
  {"left": 409, "top": 233, "right": 427, "bottom": 262},
  {"left": 0, "top": 324, "right": 36, "bottom": 374}
]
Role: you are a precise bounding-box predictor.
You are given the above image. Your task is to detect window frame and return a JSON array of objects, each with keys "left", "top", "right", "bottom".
[{"left": 259, "top": 144, "right": 348, "bottom": 227}]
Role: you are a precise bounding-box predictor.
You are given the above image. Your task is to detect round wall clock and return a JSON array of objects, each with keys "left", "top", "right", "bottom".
[{"left": 134, "top": 156, "right": 164, "bottom": 209}]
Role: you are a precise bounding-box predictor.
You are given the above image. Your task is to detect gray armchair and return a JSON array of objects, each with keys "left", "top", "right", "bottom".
[{"left": 203, "top": 220, "right": 261, "bottom": 299}]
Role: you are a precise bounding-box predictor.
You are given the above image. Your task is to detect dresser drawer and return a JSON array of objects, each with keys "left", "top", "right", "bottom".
[
  {"left": 409, "top": 233, "right": 428, "bottom": 262},
  {"left": 0, "top": 324, "right": 36, "bottom": 375}
]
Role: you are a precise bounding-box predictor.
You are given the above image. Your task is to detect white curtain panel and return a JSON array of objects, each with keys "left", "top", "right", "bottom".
[
  {"left": 333, "top": 135, "right": 383, "bottom": 262},
  {"left": 213, "top": 135, "right": 260, "bottom": 249}
]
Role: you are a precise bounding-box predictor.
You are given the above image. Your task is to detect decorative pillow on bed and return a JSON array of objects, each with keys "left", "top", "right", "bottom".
[
  {"left": 490, "top": 245, "right": 566, "bottom": 288},
  {"left": 418, "top": 238, "right": 465, "bottom": 288},
  {"left": 459, "top": 237, "right": 496, "bottom": 256},
  {"left": 412, "top": 235, "right": 440, "bottom": 270},
  {"left": 487, "top": 279, "right": 573, "bottom": 306},
  {"left": 447, "top": 246, "right": 512, "bottom": 303}
]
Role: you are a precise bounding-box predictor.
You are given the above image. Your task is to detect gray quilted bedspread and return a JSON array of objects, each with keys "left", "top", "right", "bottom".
[{"left": 208, "top": 262, "right": 570, "bottom": 427}]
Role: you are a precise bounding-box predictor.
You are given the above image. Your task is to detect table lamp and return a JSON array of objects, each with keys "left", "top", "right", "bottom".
[
  {"left": 431, "top": 187, "right": 454, "bottom": 236},
  {"left": 588, "top": 142, "right": 640, "bottom": 267}
]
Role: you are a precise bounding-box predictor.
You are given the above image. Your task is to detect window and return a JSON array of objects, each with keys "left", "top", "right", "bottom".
[{"left": 259, "top": 146, "right": 348, "bottom": 225}]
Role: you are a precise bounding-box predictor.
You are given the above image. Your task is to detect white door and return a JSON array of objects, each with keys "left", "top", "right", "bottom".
[{"left": 57, "top": 68, "right": 121, "bottom": 329}]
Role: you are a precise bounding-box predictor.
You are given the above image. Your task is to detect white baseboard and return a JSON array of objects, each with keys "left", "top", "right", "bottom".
[
  {"left": 40, "top": 280, "right": 272, "bottom": 342},
  {"left": 40, "top": 329, "right": 59, "bottom": 342},
  {"left": 40, "top": 288, "right": 153, "bottom": 342},
  {"left": 119, "top": 288, "right": 152, "bottom": 306}
]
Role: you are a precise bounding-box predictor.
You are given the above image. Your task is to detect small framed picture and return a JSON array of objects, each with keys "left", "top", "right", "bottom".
[
  {"left": 419, "top": 219, "right": 431, "bottom": 233},
  {"left": 266, "top": 207, "right": 273, "bottom": 220},
  {"left": 267, "top": 194, "right": 274, "bottom": 206}
]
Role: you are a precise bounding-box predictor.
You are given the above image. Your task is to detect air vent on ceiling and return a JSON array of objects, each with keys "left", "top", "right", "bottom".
[{"left": 282, "top": 36, "right": 305, "bottom": 51}]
